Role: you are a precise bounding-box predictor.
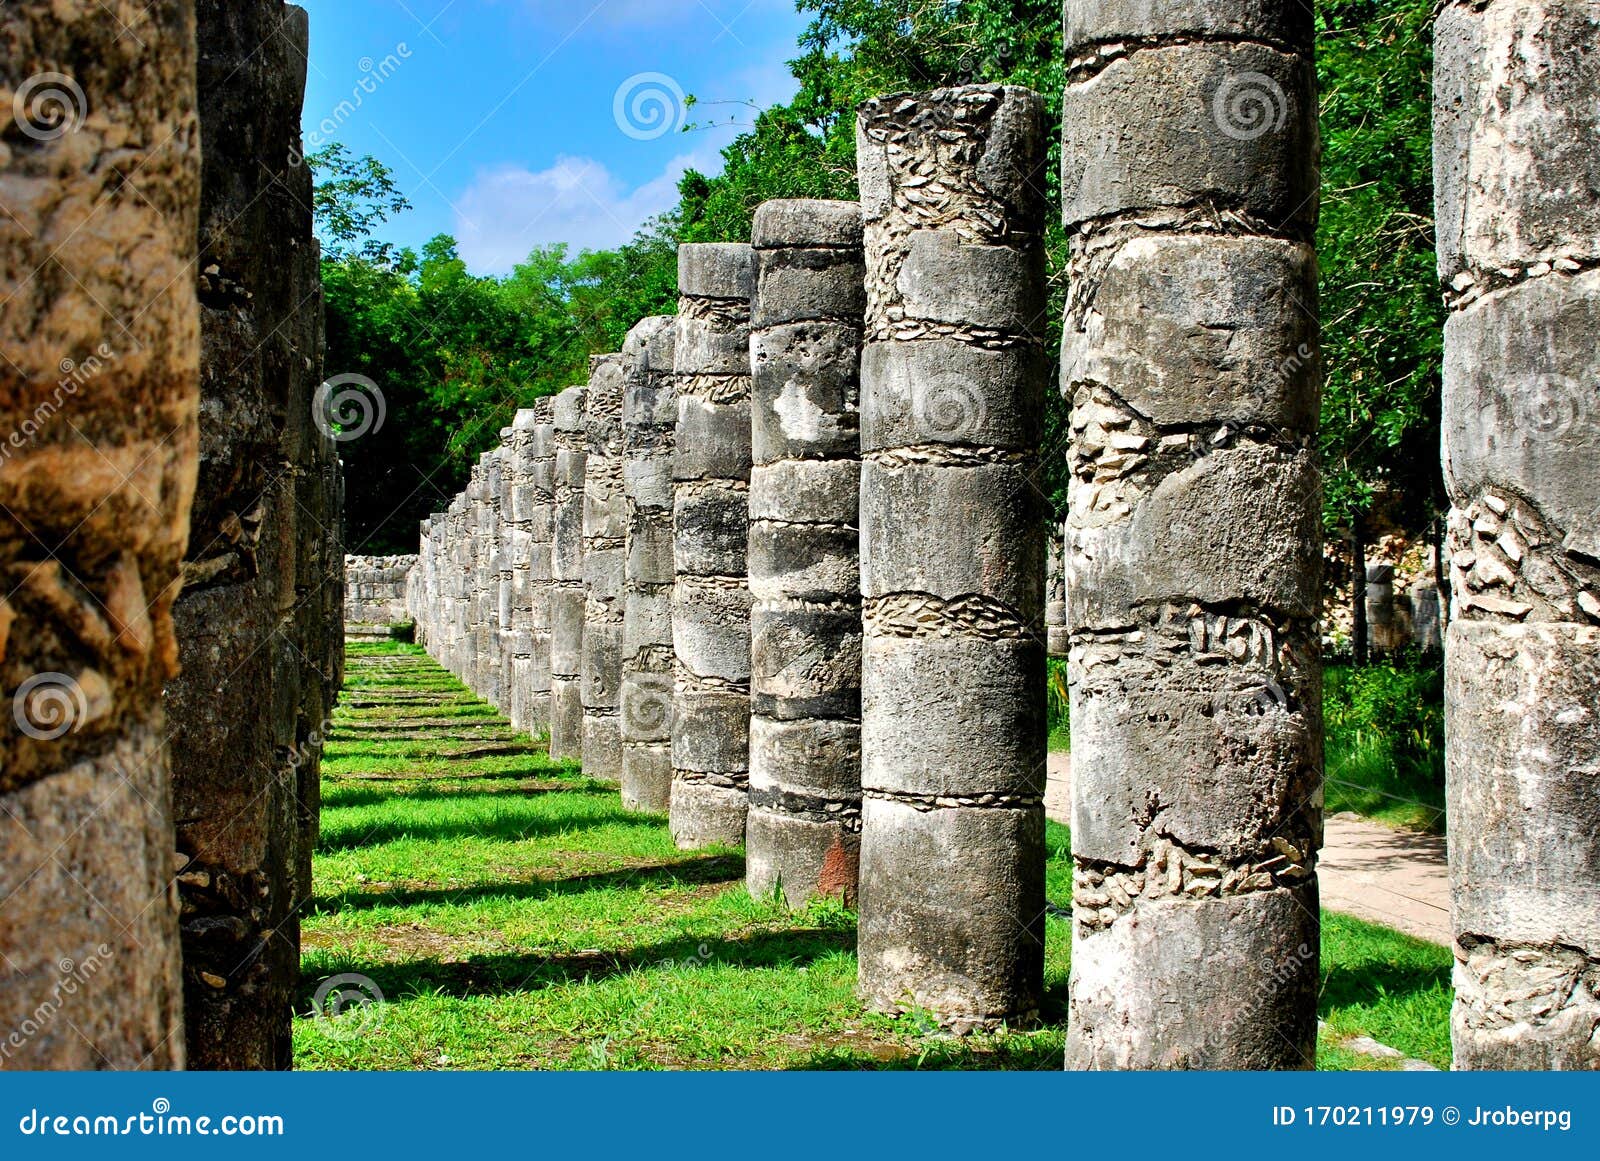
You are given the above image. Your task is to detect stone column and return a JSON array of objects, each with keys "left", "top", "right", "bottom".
[
  {"left": 519, "top": 398, "right": 557, "bottom": 736},
  {"left": 167, "top": 0, "right": 328, "bottom": 1072},
  {"left": 746, "top": 200, "right": 866, "bottom": 907},
  {"left": 621, "top": 317, "right": 679, "bottom": 812},
  {"left": 550, "top": 386, "right": 588, "bottom": 760},
  {"left": 671, "top": 244, "right": 756, "bottom": 848},
  {"left": 496, "top": 426, "right": 517, "bottom": 711},
  {"left": 1046, "top": 524, "right": 1068, "bottom": 656},
  {"left": 583, "top": 356, "right": 627, "bottom": 780},
  {"left": 855, "top": 85, "right": 1048, "bottom": 1029},
  {"left": 1436, "top": 0, "right": 1600, "bottom": 1070},
  {"left": 1060, "top": 4, "right": 1323, "bottom": 1069},
  {"left": 504, "top": 414, "right": 536, "bottom": 732},
  {"left": 0, "top": 0, "right": 198, "bottom": 1068},
  {"left": 481, "top": 448, "right": 506, "bottom": 708},
  {"left": 1365, "top": 563, "right": 1401, "bottom": 654},
  {"left": 464, "top": 463, "right": 486, "bottom": 688}
]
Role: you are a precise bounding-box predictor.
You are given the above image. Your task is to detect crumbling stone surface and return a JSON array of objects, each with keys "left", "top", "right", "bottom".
[
  {"left": 1061, "top": 4, "right": 1324, "bottom": 1070},
  {"left": 0, "top": 0, "right": 199, "bottom": 1069},
  {"left": 620, "top": 317, "right": 678, "bottom": 812},
  {"left": 165, "top": 0, "right": 340, "bottom": 1071},
  {"left": 550, "top": 386, "right": 588, "bottom": 760},
  {"left": 746, "top": 200, "right": 866, "bottom": 907},
  {"left": 1438, "top": 0, "right": 1600, "bottom": 1072},
  {"left": 854, "top": 86, "right": 1048, "bottom": 1030},
  {"left": 582, "top": 356, "right": 627, "bottom": 781},
  {"left": 671, "top": 244, "right": 756, "bottom": 849},
  {"left": 346, "top": 555, "right": 417, "bottom": 628}
]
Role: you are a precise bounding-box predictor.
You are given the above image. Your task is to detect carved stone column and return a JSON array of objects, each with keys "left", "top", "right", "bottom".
[
  {"left": 166, "top": 0, "right": 333, "bottom": 1069},
  {"left": 550, "top": 386, "right": 588, "bottom": 760},
  {"left": 621, "top": 318, "right": 678, "bottom": 812},
  {"left": 0, "top": 0, "right": 198, "bottom": 1068},
  {"left": 1436, "top": 0, "right": 1600, "bottom": 1070},
  {"left": 855, "top": 85, "right": 1049, "bottom": 1029},
  {"left": 671, "top": 244, "right": 756, "bottom": 847},
  {"left": 523, "top": 398, "right": 557, "bottom": 736},
  {"left": 745, "top": 200, "right": 866, "bottom": 907},
  {"left": 1060, "top": 2, "right": 1323, "bottom": 1069},
  {"left": 582, "top": 356, "right": 627, "bottom": 780}
]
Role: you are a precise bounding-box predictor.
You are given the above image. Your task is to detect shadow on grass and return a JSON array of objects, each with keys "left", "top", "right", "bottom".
[
  {"left": 1317, "top": 955, "right": 1450, "bottom": 1015},
  {"left": 321, "top": 779, "right": 606, "bottom": 810},
  {"left": 316, "top": 795, "right": 660, "bottom": 853},
  {"left": 312, "top": 852, "right": 744, "bottom": 913},
  {"left": 297, "top": 923, "right": 850, "bottom": 1007}
]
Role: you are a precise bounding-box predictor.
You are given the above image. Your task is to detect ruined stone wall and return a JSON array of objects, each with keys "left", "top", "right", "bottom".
[
  {"left": 671, "top": 245, "right": 756, "bottom": 848},
  {"left": 745, "top": 200, "right": 866, "bottom": 907},
  {"left": 0, "top": 0, "right": 198, "bottom": 1068},
  {"left": 346, "top": 555, "right": 417, "bottom": 629},
  {"left": 1060, "top": 3, "right": 1323, "bottom": 1069},
  {"left": 854, "top": 85, "right": 1049, "bottom": 1030},
  {"left": 1436, "top": 0, "right": 1600, "bottom": 1070},
  {"left": 620, "top": 318, "right": 679, "bottom": 813}
]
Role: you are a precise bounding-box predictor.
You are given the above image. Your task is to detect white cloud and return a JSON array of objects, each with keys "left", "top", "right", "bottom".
[{"left": 454, "top": 145, "right": 718, "bottom": 274}]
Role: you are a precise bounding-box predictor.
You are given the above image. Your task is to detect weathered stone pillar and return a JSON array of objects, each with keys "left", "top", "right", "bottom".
[
  {"left": 855, "top": 85, "right": 1048, "bottom": 1029},
  {"left": 480, "top": 448, "right": 505, "bottom": 708},
  {"left": 496, "top": 425, "right": 517, "bottom": 710},
  {"left": 671, "top": 244, "right": 756, "bottom": 848},
  {"left": 1046, "top": 524, "right": 1068, "bottom": 657},
  {"left": 1365, "top": 563, "right": 1402, "bottom": 654},
  {"left": 550, "top": 386, "right": 588, "bottom": 760},
  {"left": 1436, "top": 0, "right": 1600, "bottom": 1070},
  {"left": 582, "top": 356, "right": 627, "bottom": 780},
  {"left": 0, "top": 0, "right": 198, "bottom": 1068},
  {"left": 746, "top": 200, "right": 866, "bottom": 907},
  {"left": 515, "top": 399, "right": 556, "bottom": 736},
  {"left": 1060, "top": 4, "right": 1323, "bottom": 1069},
  {"left": 503, "top": 414, "right": 535, "bottom": 731},
  {"left": 621, "top": 318, "right": 679, "bottom": 812}
]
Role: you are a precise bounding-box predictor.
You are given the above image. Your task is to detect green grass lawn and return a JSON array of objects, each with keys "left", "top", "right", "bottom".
[{"left": 297, "top": 641, "right": 1452, "bottom": 1071}]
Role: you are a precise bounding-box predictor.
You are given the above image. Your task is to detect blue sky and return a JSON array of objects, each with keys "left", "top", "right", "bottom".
[{"left": 298, "top": 0, "right": 810, "bottom": 273}]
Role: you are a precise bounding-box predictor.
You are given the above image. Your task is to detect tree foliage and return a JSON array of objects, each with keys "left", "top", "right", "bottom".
[{"left": 315, "top": 0, "right": 1445, "bottom": 561}]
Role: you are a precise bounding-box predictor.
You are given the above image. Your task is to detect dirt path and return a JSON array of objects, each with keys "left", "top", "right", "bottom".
[{"left": 1045, "top": 752, "right": 1450, "bottom": 946}]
